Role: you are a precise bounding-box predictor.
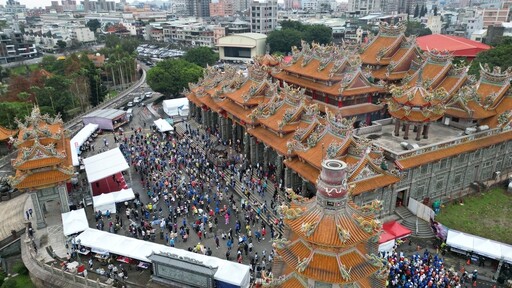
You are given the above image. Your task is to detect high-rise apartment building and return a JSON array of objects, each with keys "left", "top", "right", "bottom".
[
  {"left": 249, "top": 0, "right": 277, "bottom": 34},
  {"left": 347, "top": 0, "right": 381, "bottom": 15}
]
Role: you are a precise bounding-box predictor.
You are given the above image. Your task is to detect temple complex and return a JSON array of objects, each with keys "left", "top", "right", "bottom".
[
  {"left": 186, "top": 21, "right": 512, "bottom": 219},
  {"left": 270, "top": 159, "right": 387, "bottom": 287},
  {"left": 9, "top": 107, "right": 73, "bottom": 228}
]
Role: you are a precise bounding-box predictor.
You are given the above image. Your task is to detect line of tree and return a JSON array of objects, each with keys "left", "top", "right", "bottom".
[
  {"left": 146, "top": 46, "right": 217, "bottom": 97},
  {"left": 468, "top": 37, "right": 512, "bottom": 76},
  {"left": 267, "top": 20, "right": 333, "bottom": 54}
]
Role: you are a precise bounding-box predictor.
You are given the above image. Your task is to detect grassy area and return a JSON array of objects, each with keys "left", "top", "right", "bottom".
[
  {"left": 435, "top": 187, "right": 512, "bottom": 244},
  {"left": 8, "top": 64, "right": 39, "bottom": 76}
]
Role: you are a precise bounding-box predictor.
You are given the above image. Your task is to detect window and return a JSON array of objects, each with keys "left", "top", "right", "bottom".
[
  {"left": 440, "top": 159, "right": 448, "bottom": 169},
  {"left": 421, "top": 165, "right": 429, "bottom": 175},
  {"left": 436, "top": 180, "right": 444, "bottom": 190}
]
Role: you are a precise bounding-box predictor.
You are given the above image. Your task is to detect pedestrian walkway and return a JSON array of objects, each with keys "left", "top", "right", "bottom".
[{"left": 0, "top": 193, "right": 28, "bottom": 242}]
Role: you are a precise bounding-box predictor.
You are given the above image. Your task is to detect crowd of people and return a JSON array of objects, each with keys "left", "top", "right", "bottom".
[
  {"left": 387, "top": 249, "right": 478, "bottom": 287},
  {"left": 89, "top": 124, "right": 288, "bottom": 282}
]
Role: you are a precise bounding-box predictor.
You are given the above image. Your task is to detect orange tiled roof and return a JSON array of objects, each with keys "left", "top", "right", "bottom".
[
  {"left": 339, "top": 103, "right": 383, "bottom": 117},
  {"left": 389, "top": 108, "right": 444, "bottom": 122},
  {"left": 224, "top": 80, "right": 268, "bottom": 106},
  {"left": 198, "top": 94, "right": 222, "bottom": 113},
  {"left": 218, "top": 99, "right": 256, "bottom": 124},
  {"left": 352, "top": 174, "right": 400, "bottom": 195},
  {"left": 247, "top": 126, "right": 295, "bottom": 156},
  {"left": 477, "top": 82, "right": 509, "bottom": 103},
  {"left": 0, "top": 126, "right": 17, "bottom": 141},
  {"left": 396, "top": 130, "right": 512, "bottom": 169},
  {"left": 407, "top": 63, "right": 451, "bottom": 87},
  {"left": 274, "top": 71, "right": 385, "bottom": 97},
  {"left": 187, "top": 92, "right": 203, "bottom": 107},
  {"left": 17, "top": 122, "right": 63, "bottom": 147},
  {"left": 283, "top": 57, "right": 342, "bottom": 82},
  {"left": 361, "top": 35, "right": 403, "bottom": 65},
  {"left": 256, "top": 102, "right": 305, "bottom": 133},
  {"left": 14, "top": 169, "right": 72, "bottom": 189},
  {"left": 438, "top": 76, "right": 467, "bottom": 95},
  {"left": 284, "top": 158, "right": 319, "bottom": 184},
  {"left": 482, "top": 97, "right": 512, "bottom": 128},
  {"left": 445, "top": 101, "right": 496, "bottom": 119}
]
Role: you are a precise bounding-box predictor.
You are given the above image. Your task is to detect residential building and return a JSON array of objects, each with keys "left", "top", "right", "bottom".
[
  {"left": 193, "top": 0, "right": 211, "bottom": 18},
  {"left": 233, "top": 0, "right": 250, "bottom": 13},
  {"left": 4, "top": 0, "right": 26, "bottom": 14},
  {"left": 70, "top": 26, "right": 96, "bottom": 43},
  {"left": 0, "top": 30, "right": 38, "bottom": 64},
  {"left": 425, "top": 14, "right": 442, "bottom": 34},
  {"left": 224, "top": 18, "right": 251, "bottom": 35},
  {"left": 347, "top": 0, "right": 381, "bottom": 15},
  {"left": 209, "top": 0, "right": 235, "bottom": 17},
  {"left": 482, "top": 8, "right": 510, "bottom": 28},
  {"left": 249, "top": 0, "right": 278, "bottom": 34}
]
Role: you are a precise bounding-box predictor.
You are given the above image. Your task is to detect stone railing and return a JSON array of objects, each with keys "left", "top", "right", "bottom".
[
  {"left": 22, "top": 234, "right": 112, "bottom": 288},
  {"left": 376, "top": 126, "right": 503, "bottom": 161}
]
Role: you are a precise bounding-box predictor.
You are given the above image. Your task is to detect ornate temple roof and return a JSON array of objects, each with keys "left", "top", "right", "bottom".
[
  {"left": 9, "top": 107, "right": 73, "bottom": 190},
  {"left": 446, "top": 64, "right": 512, "bottom": 122},
  {"left": 386, "top": 67, "right": 449, "bottom": 123},
  {"left": 272, "top": 160, "right": 387, "bottom": 287},
  {"left": 0, "top": 125, "right": 17, "bottom": 142},
  {"left": 14, "top": 107, "right": 64, "bottom": 148},
  {"left": 360, "top": 21, "right": 408, "bottom": 66}
]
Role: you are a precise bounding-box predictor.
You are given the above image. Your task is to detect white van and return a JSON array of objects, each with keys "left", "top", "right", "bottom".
[{"left": 126, "top": 108, "right": 133, "bottom": 118}]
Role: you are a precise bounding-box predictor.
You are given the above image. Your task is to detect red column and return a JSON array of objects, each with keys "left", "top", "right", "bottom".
[
  {"left": 312, "top": 90, "right": 316, "bottom": 100},
  {"left": 338, "top": 97, "right": 343, "bottom": 108},
  {"left": 368, "top": 93, "right": 372, "bottom": 103}
]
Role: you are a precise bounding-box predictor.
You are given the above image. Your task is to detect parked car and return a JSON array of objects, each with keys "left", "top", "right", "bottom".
[
  {"left": 127, "top": 101, "right": 134, "bottom": 107},
  {"left": 133, "top": 97, "right": 142, "bottom": 104}
]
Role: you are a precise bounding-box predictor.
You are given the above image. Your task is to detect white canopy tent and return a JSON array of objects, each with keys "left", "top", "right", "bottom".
[
  {"left": 214, "top": 260, "right": 250, "bottom": 288},
  {"left": 70, "top": 123, "right": 99, "bottom": 166},
  {"left": 61, "top": 208, "right": 89, "bottom": 236},
  {"left": 378, "top": 240, "right": 396, "bottom": 254},
  {"left": 162, "top": 98, "right": 189, "bottom": 117},
  {"left": 83, "top": 147, "right": 129, "bottom": 183},
  {"left": 93, "top": 188, "right": 135, "bottom": 214},
  {"left": 447, "top": 229, "right": 512, "bottom": 263},
  {"left": 153, "top": 118, "right": 174, "bottom": 133},
  {"left": 76, "top": 228, "right": 250, "bottom": 287}
]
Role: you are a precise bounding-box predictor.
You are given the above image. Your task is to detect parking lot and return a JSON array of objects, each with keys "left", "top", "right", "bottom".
[{"left": 136, "top": 44, "right": 185, "bottom": 66}]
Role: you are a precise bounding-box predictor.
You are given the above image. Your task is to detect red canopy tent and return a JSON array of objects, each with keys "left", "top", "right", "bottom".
[
  {"left": 378, "top": 230, "right": 396, "bottom": 244},
  {"left": 383, "top": 221, "right": 412, "bottom": 239}
]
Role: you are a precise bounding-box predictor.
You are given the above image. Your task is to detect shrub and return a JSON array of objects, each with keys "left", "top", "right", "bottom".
[{"left": 12, "top": 262, "right": 28, "bottom": 276}]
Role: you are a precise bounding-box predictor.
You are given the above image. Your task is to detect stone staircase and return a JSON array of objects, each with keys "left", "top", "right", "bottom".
[
  {"left": 395, "top": 206, "right": 435, "bottom": 239},
  {"left": 174, "top": 123, "right": 285, "bottom": 237}
]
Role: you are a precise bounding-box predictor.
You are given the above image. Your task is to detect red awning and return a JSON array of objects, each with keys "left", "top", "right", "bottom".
[
  {"left": 383, "top": 221, "right": 412, "bottom": 240},
  {"left": 378, "top": 230, "right": 396, "bottom": 244}
]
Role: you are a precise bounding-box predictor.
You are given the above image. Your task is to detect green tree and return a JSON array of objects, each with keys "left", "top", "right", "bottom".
[
  {"left": 434, "top": 6, "right": 438, "bottom": 16},
  {"left": 414, "top": 5, "right": 419, "bottom": 18},
  {"left": 303, "top": 24, "right": 333, "bottom": 45},
  {"left": 469, "top": 39, "right": 512, "bottom": 76},
  {"left": 183, "top": 47, "right": 219, "bottom": 68},
  {"left": 56, "top": 40, "right": 67, "bottom": 50},
  {"left": 267, "top": 29, "right": 302, "bottom": 54},
  {"left": 86, "top": 19, "right": 101, "bottom": 32},
  {"left": 147, "top": 59, "right": 203, "bottom": 97},
  {"left": 0, "top": 102, "right": 31, "bottom": 128},
  {"left": 405, "top": 21, "right": 432, "bottom": 37},
  {"left": 105, "top": 34, "right": 121, "bottom": 49},
  {"left": 280, "top": 20, "right": 304, "bottom": 31}
]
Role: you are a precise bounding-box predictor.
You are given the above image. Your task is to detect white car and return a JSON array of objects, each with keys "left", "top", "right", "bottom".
[
  {"left": 133, "top": 97, "right": 142, "bottom": 103},
  {"left": 145, "top": 92, "right": 153, "bottom": 97},
  {"left": 127, "top": 102, "right": 134, "bottom": 107}
]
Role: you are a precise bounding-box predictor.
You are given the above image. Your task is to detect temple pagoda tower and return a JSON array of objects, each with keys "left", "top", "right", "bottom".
[
  {"left": 9, "top": 107, "right": 73, "bottom": 228},
  {"left": 271, "top": 159, "right": 387, "bottom": 288}
]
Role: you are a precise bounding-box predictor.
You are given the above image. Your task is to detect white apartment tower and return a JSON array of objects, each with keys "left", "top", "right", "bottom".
[
  {"left": 347, "top": 0, "right": 381, "bottom": 15},
  {"left": 249, "top": 0, "right": 277, "bottom": 34}
]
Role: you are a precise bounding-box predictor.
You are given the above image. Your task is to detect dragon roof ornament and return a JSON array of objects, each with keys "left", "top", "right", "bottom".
[
  {"left": 425, "top": 48, "right": 453, "bottom": 64},
  {"left": 378, "top": 21, "right": 407, "bottom": 36},
  {"left": 479, "top": 63, "right": 512, "bottom": 84}
]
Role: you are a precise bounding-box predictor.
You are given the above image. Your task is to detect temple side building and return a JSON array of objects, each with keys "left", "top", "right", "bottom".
[
  {"left": 9, "top": 107, "right": 72, "bottom": 228},
  {"left": 186, "top": 21, "right": 512, "bottom": 219}
]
